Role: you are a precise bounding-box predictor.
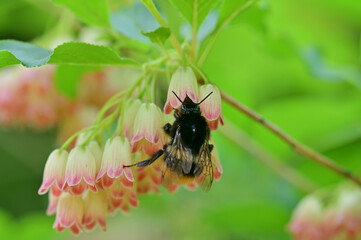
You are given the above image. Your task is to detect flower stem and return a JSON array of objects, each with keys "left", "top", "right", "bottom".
[
  {"left": 220, "top": 121, "right": 319, "bottom": 193},
  {"left": 221, "top": 91, "right": 361, "bottom": 187},
  {"left": 60, "top": 126, "right": 95, "bottom": 150}
]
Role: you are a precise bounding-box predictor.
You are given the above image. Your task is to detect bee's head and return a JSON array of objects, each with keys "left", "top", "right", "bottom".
[
  {"left": 172, "top": 91, "right": 213, "bottom": 115},
  {"left": 181, "top": 96, "right": 200, "bottom": 114}
]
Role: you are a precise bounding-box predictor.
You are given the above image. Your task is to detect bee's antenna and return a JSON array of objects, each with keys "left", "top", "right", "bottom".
[
  {"left": 172, "top": 91, "right": 183, "bottom": 103},
  {"left": 197, "top": 91, "right": 213, "bottom": 105}
]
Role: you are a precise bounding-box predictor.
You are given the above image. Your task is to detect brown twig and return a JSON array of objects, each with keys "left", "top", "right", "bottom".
[
  {"left": 220, "top": 122, "right": 319, "bottom": 193},
  {"left": 221, "top": 91, "right": 361, "bottom": 187}
]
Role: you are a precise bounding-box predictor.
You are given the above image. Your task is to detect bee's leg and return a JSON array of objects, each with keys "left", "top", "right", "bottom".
[
  {"left": 124, "top": 149, "right": 164, "bottom": 168},
  {"left": 163, "top": 123, "right": 171, "bottom": 135},
  {"left": 208, "top": 144, "right": 214, "bottom": 153},
  {"left": 174, "top": 109, "right": 181, "bottom": 119}
]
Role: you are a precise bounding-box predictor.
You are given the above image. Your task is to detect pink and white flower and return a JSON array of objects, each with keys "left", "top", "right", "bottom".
[
  {"left": 53, "top": 193, "right": 84, "bottom": 234},
  {"left": 199, "top": 84, "right": 224, "bottom": 130},
  {"left": 63, "top": 146, "right": 97, "bottom": 195},
  {"left": 131, "top": 103, "right": 164, "bottom": 155},
  {"left": 326, "top": 190, "right": 361, "bottom": 238},
  {"left": 38, "top": 149, "right": 68, "bottom": 196},
  {"left": 46, "top": 191, "right": 60, "bottom": 216},
  {"left": 96, "top": 136, "right": 133, "bottom": 189},
  {"left": 164, "top": 67, "right": 199, "bottom": 114},
  {"left": 121, "top": 98, "right": 142, "bottom": 142},
  {"left": 83, "top": 191, "right": 107, "bottom": 231},
  {"left": 134, "top": 152, "right": 162, "bottom": 194},
  {"left": 108, "top": 185, "right": 139, "bottom": 214},
  {"left": 288, "top": 196, "right": 326, "bottom": 240}
]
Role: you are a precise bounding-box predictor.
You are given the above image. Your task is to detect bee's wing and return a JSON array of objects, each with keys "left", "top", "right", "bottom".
[
  {"left": 194, "top": 141, "right": 213, "bottom": 192},
  {"left": 161, "top": 127, "right": 193, "bottom": 188},
  {"left": 161, "top": 162, "right": 179, "bottom": 189}
]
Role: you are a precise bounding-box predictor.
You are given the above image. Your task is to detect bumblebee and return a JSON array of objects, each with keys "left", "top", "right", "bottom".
[{"left": 126, "top": 91, "right": 214, "bottom": 191}]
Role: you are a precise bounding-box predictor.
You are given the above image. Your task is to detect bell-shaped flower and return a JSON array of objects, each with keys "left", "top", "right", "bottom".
[
  {"left": 108, "top": 186, "right": 139, "bottom": 214},
  {"left": 288, "top": 196, "right": 326, "bottom": 240},
  {"left": 199, "top": 84, "right": 224, "bottom": 130},
  {"left": 53, "top": 193, "right": 84, "bottom": 235},
  {"left": 46, "top": 191, "right": 60, "bottom": 216},
  {"left": 63, "top": 146, "right": 97, "bottom": 195},
  {"left": 96, "top": 136, "right": 133, "bottom": 189},
  {"left": 83, "top": 191, "right": 107, "bottom": 231},
  {"left": 326, "top": 190, "right": 361, "bottom": 238},
  {"left": 134, "top": 152, "right": 162, "bottom": 194},
  {"left": 38, "top": 149, "right": 68, "bottom": 195},
  {"left": 87, "top": 140, "right": 103, "bottom": 174},
  {"left": 121, "top": 98, "right": 142, "bottom": 142},
  {"left": 132, "top": 103, "right": 164, "bottom": 155},
  {"left": 164, "top": 67, "right": 199, "bottom": 114}
]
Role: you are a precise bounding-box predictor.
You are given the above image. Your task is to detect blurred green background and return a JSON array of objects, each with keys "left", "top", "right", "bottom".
[{"left": 0, "top": 0, "right": 361, "bottom": 239}]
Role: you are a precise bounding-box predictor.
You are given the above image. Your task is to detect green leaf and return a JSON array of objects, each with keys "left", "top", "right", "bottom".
[
  {"left": 55, "top": 65, "right": 101, "bottom": 98},
  {"left": 54, "top": 0, "right": 111, "bottom": 28},
  {"left": 0, "top": 40, "right": 137, "bottom": 69},
  {"left": 111, "top": 3, "right": 159, "bottom": 43},
  {"left": 142, "top": 27, "right": 170, "bottom": 44},
  {"left": 169, "top": 0, "right": 221, "bottom": 28},
  {"left": 218, "top": 0, "right": 268, "bottom": 32},
  {"left": 0, "top": 40, "right": 52, "bottom": 68},
  {"left": 49, "top": 42, "right": 137, "bottom": 66}
]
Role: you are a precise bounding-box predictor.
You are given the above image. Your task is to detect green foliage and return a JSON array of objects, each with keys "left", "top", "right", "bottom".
[
  {"left": 142, "top": 27, "right": 170, "bottom": 44},
  {"left": 111, "top": 3, "right": 159, "bottom": 43},
  {"left": 0, "top": 41, "right": 137, "bottom": 69},
  {"left": 168, "top": 0, "right": 221, "bottom": 28},
  {"left": 0, "top": 40, "right": 52, "bottom": 67},
  {"left": 54, "top": 0, "right": 111, "bottom": 28},
  {"left": 48, "top": 42, "right": 137, "bottom": 66}
]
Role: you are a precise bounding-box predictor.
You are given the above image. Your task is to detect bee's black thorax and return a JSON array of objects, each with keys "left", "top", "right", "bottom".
[{"left": 178, "top": 113, "right": 208, "bottom": 155}]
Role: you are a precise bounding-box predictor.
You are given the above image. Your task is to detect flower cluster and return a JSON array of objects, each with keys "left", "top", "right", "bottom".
[
  {"left": 0, "top": 66, "right": 64, "bottom": 128},
  {"left": 288, "top": 186, "right": 361, "bottom": 240},
  {"left": 0, "top": 66, "right": 131, "bottom": 135},
  {"left": 38, "top": 66, "right": 223, "bottom": 234}
]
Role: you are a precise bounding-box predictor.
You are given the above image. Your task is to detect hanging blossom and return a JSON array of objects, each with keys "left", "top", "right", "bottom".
[
  {"left": 288, "top": 196, "right": 326, "bottom": 240},
  {"left": 38, "top": 66, "right": 223, "bottom": 234},
  {"left": 199, "top": 84, "right": 224, "bottom": 130},
  {"left": 0, "top": 66, "right": 65, "bottom": 128},
  {"left": 288, "top": 186, "right": 361, "bottom": 240}
]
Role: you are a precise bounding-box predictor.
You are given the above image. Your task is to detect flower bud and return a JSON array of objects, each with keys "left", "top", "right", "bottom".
[
  {"left": 96, "top": 136, "right": 133, "bottom": 189},
  {"left": 121, "top": 98, "right": 142, "bottom": 142},
  {"left": 63, "top": 146, "right": 97, "bottom": 195},
  {"left": 164, "top": 67, "right": 199, "bottom": 114},
  {"left": 199, "top": 84, "right": 224, "bottom": 130},
  {"left": 53, "top": 193, "right": 84, "bottom": 234},
  {"left": 87, "top": 140, "right": 103, "bottom": 174},
  {"left": 38, "top": 149, "right": 68, "bottom": 195},
  {"left": 46, "top": 191, "right": 59, "bottom": 216},
  {"left": 83, "top": 191, "right": 107, "bottom": 231},
  {"left": 132, "top": 103, "right": 164, "bottom": 155}
]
